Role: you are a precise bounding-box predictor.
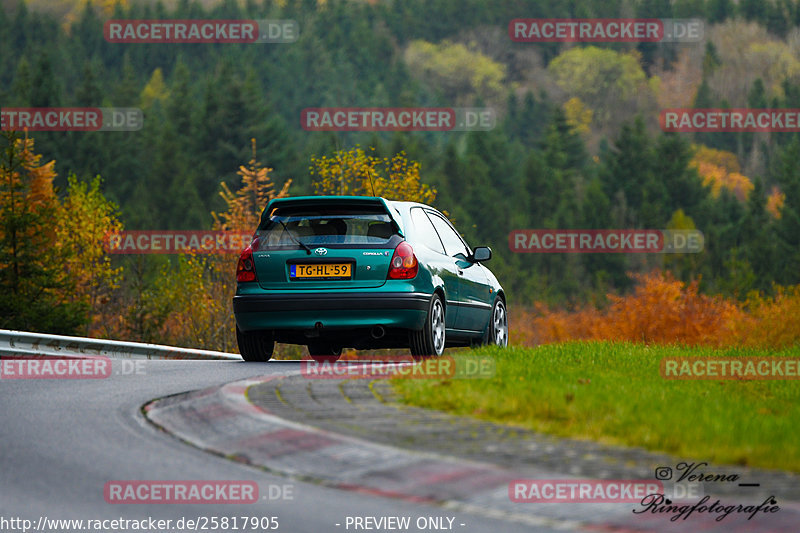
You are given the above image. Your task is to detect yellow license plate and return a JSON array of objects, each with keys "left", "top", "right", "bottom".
[{"left": 291, "top": 263, "right": 351, "bottom": 279}]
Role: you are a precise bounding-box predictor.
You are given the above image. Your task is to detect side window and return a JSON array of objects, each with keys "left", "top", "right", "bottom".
[
  {"left": 410, "top": 208, "right": 445, "bottom": 254},
  {"left": 428, "top": 212, "right": 469, "bottom": 257}
]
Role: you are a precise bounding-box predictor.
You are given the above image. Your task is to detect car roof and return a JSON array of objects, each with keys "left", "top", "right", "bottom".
[
  {"left": 264, "top": 195, "right": 438, "bottom": 219},
  {"left": 262, "top": 196, "right": 432, "bottom": 238},
  {"left": 385, "top": 199, "right": 434, "bottom": 210},
  {"left": 266, "top": 195, "right": 430, "bottom": 208}
]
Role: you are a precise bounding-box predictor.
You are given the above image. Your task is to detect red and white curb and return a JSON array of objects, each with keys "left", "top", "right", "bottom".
[{"left": 144, "top": 374, "right": 800, "bottom": 532}]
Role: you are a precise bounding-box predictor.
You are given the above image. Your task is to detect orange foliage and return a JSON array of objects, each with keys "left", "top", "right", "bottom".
[
  {"left": 690, "top": 145, "right": 753, "bottom": 201},
  {"left": 766, "top": 187, "right": 785, "bottom": 219},
  {"left": 3, "top": 135, "right": 59, "bottom": 220},
  {"left": 735, "top": 286, "right": 800, "bottom": 349},
  {"left": 655, "top": 50, "right": 703, "bottom": 109},
  {"left": 513, "top": 271, "right": 746, "bottom": 347},
  {"left": 213, "top": 138, "right": 291, "bottom": 232},
  {"left": 692, "top": 144, "right": 741, "bottom": 172},
  {"left": 514, "top": 271, "right": 800, "bottom": 349},
  {"left": 0, "top": 134, "right": 62, "bottom": 282}
]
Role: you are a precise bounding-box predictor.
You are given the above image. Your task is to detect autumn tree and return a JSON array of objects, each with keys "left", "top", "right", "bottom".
[
  {"left": 0, "top": 132, "right": 86, "bottom": 333},
  {"left": 133, "top": 139, "right": 293, "bottom": 352},
  {"left": 310, "top": 147, "right": 435, "bottom": 204},
  {"left": 547, "top": 46, "right": 656, "bottom": 130},
  {"left": 56, "top": 174, "right": 123, "bottom": 336},
  {"left": 690, "top": 145, "right": 753, "bottom": 201},
  {"left": 403, "top": 40, "right": 506, "bottom": 105},
  {"left": 563, "top": 97, "right": 592, "bottom": 136},
  {"left": 707, "top": 20, "right": 800, "bottom": 107},
  {"left": 213, "top": 138, "right": 292, "bottom": 233}
]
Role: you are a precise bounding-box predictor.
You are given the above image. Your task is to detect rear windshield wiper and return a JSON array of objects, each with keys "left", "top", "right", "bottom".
[{"left": 277, "top": 219, "right": 312, "bottom": 255}]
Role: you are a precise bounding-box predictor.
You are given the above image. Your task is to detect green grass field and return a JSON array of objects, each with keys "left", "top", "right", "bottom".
[{"left": 391, "top": 342, "right": 800, "bottom": 472}]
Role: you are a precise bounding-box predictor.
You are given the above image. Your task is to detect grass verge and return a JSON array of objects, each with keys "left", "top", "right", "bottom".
[{"left": 391, "top": 341, "right": 800, "bottom": 472}]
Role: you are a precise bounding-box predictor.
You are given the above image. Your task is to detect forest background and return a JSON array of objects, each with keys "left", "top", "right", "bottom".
[{"left": 2, "top": 0, "right": 800, "bottom": 353}]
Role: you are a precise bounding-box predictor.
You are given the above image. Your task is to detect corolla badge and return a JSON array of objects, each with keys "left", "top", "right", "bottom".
[{"left": 314, "top": 248, "right": 328, "bottom": 256}]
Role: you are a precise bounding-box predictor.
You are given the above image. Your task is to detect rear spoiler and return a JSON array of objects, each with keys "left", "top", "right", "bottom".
[{"left": 259, "top": 196, "right": 406, "bottom": 238}]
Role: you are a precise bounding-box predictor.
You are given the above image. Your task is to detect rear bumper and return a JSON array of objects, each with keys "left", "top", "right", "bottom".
[{"left": 233, "top": 292, "right": 430, "bottom": 331}]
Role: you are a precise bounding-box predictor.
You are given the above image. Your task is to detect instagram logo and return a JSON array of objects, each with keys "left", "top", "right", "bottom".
[{"left": 655, "top": 467, "right": 673, "bottom": 480}]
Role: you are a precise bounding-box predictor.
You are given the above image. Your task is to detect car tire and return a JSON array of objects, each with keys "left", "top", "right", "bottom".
[
  {"left": 236, "top": 326, "right": 274, "bottom": 362},
  {"left": 410, "top": 293, "right": 446, "bottom": 359},
  {"left": 483, "top": 297, "right": 508, "bottom": 348},
  {"left": 308, "top": 343, "right": 342, "bottom": 363}
]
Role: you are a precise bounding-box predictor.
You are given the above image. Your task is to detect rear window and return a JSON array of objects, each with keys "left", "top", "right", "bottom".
[{"left": 255, "top": 205, "right": 398, "bottom": 249}]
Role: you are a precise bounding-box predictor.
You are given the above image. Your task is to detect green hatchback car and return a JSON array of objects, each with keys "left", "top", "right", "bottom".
[{"left": 233, "top": 196, "right": 507, "bottom": 361}]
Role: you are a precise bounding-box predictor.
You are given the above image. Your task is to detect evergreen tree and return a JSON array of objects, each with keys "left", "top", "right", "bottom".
[
  {"left": 740, "top": 176, "right": 777, "bottom": 292},
  {"left": 10, "top": 57, "right": 32, "bottom": 106},
  {"left": 654, "top": 132, "right": 708, "bottom": 218},
  {"left": 702, "top": 42, "right": 721, "bottom": 78},
  {"left": 542, "top": 106, "right": 587, "bottom": 172},
  {"left": 739, "top": 78, "right": 768, "bottom": 167},
  {"left": 29, "top": 51, "right": 61, "bottom": 108},
  {"left": 579, "top": 175, "right": 629, "bottom": 293},
  {"left": 739, "top": 0, "right": 767, "bottom": 22},
  {"left": 771, "top": 136, "right": 800, "bottom": 284},
  {"left": 0, "top": 6, "right": 10, "bottom": 92},
  {"left": 72, "top": 60, "right": 108, "bottom": 190},
  {"left": 523, "top": 149, "right": 559, "bottom": 226},
  {"left": 636, "top": 0, "right": 675, "bottom": 73},
  {"left": 505, "top": 90, "right": 550, "bottom": 148},
  {"left": 0, "top": 132, "right": 88, "bottom": 333},
  {"left": 706, "top": 0, "right": 734, "bottom": 22},
  {"left": 673, "top": 0, "right": 708, "bottom": 17},
  {"left": 73, "top": 0, "right": 105, "bottom": 61},
  {"left": 598, "top": 116, "right": 663, "bottom": 227}
]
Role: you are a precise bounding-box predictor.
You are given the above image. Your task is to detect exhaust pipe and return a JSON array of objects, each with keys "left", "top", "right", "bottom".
[
  {"left": 304, "top": 321, "right": 323, "bottom": 338},
  {"left": 371, "top": 325, "right": 385, "bottom": 339}
]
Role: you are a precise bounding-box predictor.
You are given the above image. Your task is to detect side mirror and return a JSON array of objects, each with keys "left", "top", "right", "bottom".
[{"left": 471, "top": 246, "right": 492, "bottom": 262}]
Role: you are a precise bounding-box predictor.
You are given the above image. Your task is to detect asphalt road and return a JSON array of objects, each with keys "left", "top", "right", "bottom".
[{"left": 0, "top": 360, "right": 546, "bottom": 533}]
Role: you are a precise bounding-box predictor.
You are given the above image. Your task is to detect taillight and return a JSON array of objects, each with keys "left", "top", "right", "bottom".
[
  {"left": 236, "top": 245, "right": 257, "bottom": 282},
  {"left": 387, "top": 241, "right": 418, "bottom": 279}
]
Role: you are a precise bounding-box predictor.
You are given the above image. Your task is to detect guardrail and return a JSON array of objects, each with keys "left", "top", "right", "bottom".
[{"left": 0, "top": 329, "right": 242, "bottom": 361}]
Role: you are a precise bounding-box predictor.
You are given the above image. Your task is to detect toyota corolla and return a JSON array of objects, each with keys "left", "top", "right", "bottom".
[{"left": 233, "top": 196, "right": 507, "bottom": 361}]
